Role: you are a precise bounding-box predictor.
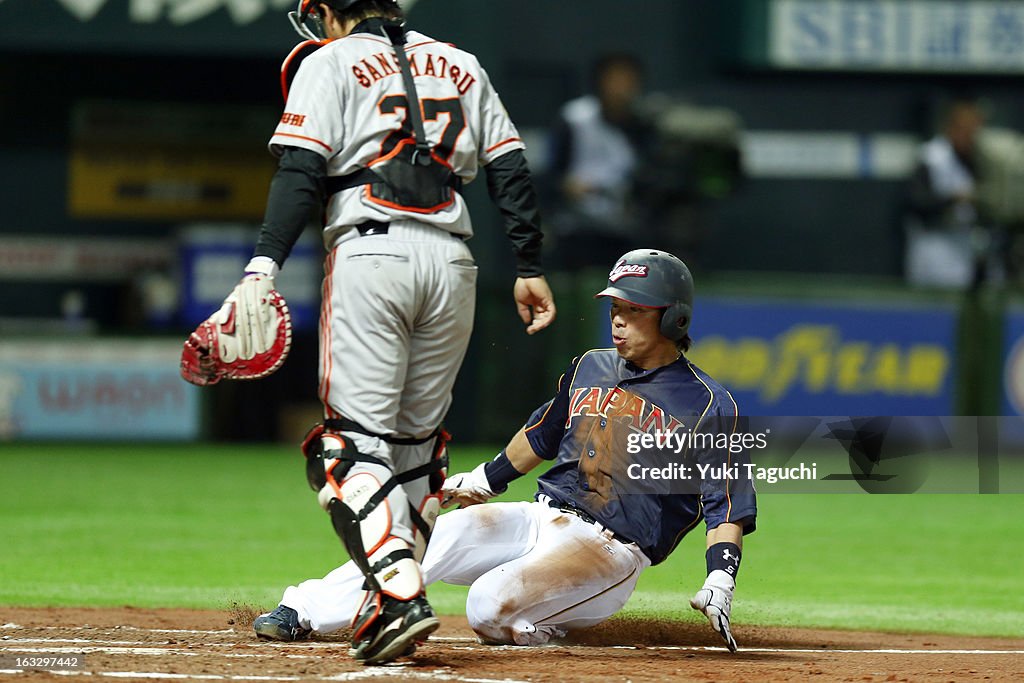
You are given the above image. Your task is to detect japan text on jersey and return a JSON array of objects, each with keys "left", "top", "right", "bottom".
[{"left": 526, "top": 350, "right": 757, "bottom": 565}]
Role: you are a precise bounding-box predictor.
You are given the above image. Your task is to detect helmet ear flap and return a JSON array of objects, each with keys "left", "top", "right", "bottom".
[{"left": 660, "top": 303, "right": 691, "bottom": 341}]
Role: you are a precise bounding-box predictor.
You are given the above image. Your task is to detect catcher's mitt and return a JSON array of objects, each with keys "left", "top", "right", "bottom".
[{"left": 181, "top": 274, "right": 292, "bottom": 386}]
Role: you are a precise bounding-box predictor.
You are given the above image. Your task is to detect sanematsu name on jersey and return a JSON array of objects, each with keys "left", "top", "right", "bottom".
[
  {"left": 524, "top": 349, "right": 757, "bottom": 565},
  {"left": 270, "top": 30, "right": 524, "bottom": 235},
  {"left": 349, "top": 47, "right": 477, "bottom": 94}
]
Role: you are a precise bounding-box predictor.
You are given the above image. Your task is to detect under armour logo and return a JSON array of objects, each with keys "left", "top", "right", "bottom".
[{"left": 722, "top": 549, "right": 739, "bottom": 564}]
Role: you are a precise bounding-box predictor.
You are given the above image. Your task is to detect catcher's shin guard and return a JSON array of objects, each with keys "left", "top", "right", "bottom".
[
  {"left": 300, "top": 424, "right": 445, "bottom": 663},
  {"left": 301, "top": 425, "right": 425, "bottom": 600}
]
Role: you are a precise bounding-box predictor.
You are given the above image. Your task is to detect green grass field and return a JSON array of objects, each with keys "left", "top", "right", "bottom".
[{"left": 1, "top": 444, "right": 1021, "bottom": 637}]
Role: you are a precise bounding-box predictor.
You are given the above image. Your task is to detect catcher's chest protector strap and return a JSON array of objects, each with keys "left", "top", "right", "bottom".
[
  {"left": 322, "top": 23, "right": 461, "bottom": 211},
  {"left": 381, "top": 23, "right": 431, "bottom": 165},
  {"left": 324, "top": 168, "right": 462, "bottom": 197}
]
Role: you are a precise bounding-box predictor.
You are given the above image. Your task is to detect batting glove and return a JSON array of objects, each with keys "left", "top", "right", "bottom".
[
  {"left": 441, "top": 462, "right": 497, "bottom": 508},
  {"left": 689, "top": 569, "right": 738, "bottom": 652}
]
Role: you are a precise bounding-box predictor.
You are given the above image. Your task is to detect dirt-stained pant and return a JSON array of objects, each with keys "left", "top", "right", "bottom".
[{"left": 280, "top": 500, "right": 650, "bottom": 645}]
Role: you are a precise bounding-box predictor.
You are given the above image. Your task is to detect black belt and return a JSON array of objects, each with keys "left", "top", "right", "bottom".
[
  {"left": 552, "top": 500, "right": 634, "bottom": 545},
  {"left": 356, "top": 220, "right": 389, "bottom": 236},
  {"left": 354, "top": 220, "right": 464, "bottom": 241}
]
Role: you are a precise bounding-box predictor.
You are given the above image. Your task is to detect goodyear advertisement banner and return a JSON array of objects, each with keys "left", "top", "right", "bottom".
[
  {"left": 0, "top": 340, "right": 202, "bottom": 441},
  {"left": 686, "top": 297, "right": 958, "bottom": 416},
  {"left": 1001, "top": 305, "right": 1024, "bottom": 417}
]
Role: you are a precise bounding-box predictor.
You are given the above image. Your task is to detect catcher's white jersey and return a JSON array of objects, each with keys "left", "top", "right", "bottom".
[{"left": 270, "top": 31, "right": 525, "bottom": 242}]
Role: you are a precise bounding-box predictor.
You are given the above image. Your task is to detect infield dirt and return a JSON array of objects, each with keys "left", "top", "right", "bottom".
[{"left": 1, "top": 607, "right": 1021, "bottom": 682}]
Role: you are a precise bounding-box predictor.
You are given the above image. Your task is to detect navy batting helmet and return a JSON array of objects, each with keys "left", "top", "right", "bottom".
[{"left": 595, "top": 249, "right": 694, "bottom": 341}]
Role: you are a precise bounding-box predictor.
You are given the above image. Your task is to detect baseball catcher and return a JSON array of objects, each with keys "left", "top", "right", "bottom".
[
  {"left": 252, "top": 249, "right": 756, "bottom": 651},
  {"left": 185, "top": 0, "right": 556, "bottom": 667}
]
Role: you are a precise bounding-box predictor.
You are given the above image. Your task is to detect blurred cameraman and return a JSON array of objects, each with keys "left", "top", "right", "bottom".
[
  {"left": 545, "top": 53, "right": 655, "bottom": 272},
  {"left": 904, "top": 98, "right": 998, "bottom": 289}
]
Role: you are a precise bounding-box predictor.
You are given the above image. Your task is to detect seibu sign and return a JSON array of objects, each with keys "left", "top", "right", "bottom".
[{"left": 767, "top": 0, "right": 1024, "bottom": 74}]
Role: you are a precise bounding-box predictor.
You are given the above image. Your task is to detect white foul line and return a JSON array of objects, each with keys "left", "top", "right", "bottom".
[
  {"left": 2, "top": 672, "right": 299, "bottom": 681},
  {"left": 0, "top": 669, "right": 529, "bottom": 683},
  {"left": 3, "top": 641, "right": 1023, "bottom": 657},
  {"left": 0, "top": 624, "right": 237, "bottom": 635},
  {"left": 608, "top": 645, "right": 1024, "bottom": 654}
]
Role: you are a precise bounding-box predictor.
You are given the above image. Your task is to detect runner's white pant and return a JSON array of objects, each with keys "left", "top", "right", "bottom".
[{"left": 281, "top": 501, "right": 650, "bottom": 645}]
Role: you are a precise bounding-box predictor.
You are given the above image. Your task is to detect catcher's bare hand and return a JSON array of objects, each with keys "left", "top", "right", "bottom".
[
  {"left": 689, "top": 570, "right": 738, "bottom": 652},
  {"left": 441, "top": 462, "right": 498, "bottom": 508},
  {"left": 514, "top": 276, "right": 556, "bottom": 335},
  {"left": 181, "top": 274, "right": 292, "bottom": 386}
]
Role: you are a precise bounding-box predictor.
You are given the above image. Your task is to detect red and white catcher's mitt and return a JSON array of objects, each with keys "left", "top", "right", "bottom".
[{"left": 181, "top": 274, "right": 292, "bottom": 386}]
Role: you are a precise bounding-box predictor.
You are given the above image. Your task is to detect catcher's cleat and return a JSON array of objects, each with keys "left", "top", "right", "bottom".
[
  {"left": 253, "top": 605, "right": 311, "bottom": 642},
  {"left": 348, "top": 641, "right": 418, "bottom": 659},
  {"left": 352, "top": 595, "right": 439, "bottom": 665}
]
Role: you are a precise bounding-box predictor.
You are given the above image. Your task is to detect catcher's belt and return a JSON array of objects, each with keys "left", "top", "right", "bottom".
[{"left": 351, "top": 220, "right": 466, "bottom": 240}]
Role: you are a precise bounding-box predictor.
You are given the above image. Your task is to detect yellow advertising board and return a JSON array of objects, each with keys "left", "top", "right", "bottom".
[{"left": 68, "top": 101, "right": 278, "bottom": 220}]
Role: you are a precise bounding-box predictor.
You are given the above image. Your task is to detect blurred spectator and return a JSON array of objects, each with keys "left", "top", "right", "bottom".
[
  {"left": 904, "top": 98, "right": 999, "bottom": 289},
  {"left": 633, "top": 95, "right": 743, "bottom": 271},
  {"left": 544, "top": 53, "right": 655, "bottom": 272}
]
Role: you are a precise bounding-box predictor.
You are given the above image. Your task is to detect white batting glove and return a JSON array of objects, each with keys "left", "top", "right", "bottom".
[
  {"left": 689, "top": 569, "right": 738, "bottom": 652},
  {"left": 441, "top": 462, "right": 497, "bottom": 508}
]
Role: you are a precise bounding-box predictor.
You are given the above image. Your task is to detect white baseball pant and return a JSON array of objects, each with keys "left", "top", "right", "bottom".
[{"left": 279, "top": 500, "right": 650, "bottom": 645}]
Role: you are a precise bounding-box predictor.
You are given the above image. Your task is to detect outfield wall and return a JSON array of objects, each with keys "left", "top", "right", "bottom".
[
  {"left": 0, "top": 276, "right": 1020, "bottom": 443},
  {"left": 5, "top": 274, "right": 1006, "bottom": 443}
]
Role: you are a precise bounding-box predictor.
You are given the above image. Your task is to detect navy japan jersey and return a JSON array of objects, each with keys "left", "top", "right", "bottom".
[{"left": 525, "top": 349, "right": 757, "bottom": 565}]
